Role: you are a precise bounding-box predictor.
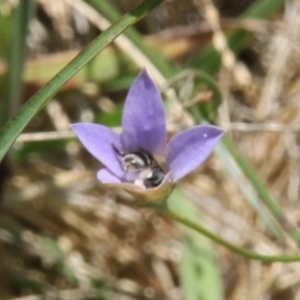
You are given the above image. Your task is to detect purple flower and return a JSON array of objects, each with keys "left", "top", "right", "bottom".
[{"left": 71, "top": 70, "right": 224, "bottom": 202}]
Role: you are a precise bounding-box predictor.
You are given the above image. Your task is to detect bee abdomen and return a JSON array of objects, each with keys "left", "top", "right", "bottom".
[{"left": 144, "top": 169, "right": 164, "bottom": 188}]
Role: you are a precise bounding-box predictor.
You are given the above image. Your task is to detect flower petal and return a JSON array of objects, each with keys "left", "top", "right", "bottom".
[
  {"left": 97, "top": 168, "right": 122, "bottom": 184},
  {"left": 121, "top": 69, "right": 167, "bottom": 155},
  {"left": 167, "top": 125, "right": 225, "bottom": 182},
  {"left": 71, "top": 123, "right": 124, "bottom": 177}
]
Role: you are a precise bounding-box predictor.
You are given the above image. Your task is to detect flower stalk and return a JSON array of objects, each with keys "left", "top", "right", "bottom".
[{"left": 160, "top": 202, "right": 300, "bottom": 263}]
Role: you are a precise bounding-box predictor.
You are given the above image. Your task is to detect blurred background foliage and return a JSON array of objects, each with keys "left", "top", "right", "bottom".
[{"left": 1, "top": 0, "right": 300, "bottom": 299}]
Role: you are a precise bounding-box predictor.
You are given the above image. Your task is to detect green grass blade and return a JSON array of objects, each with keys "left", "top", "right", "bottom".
[
  {"left": 169, "top": 188, "right": 224, "bottom": 300},
  {"left": 215, "top": 139, "right": 284, "bottom": 241},
  {"left": 0, "top": 0, "right": 33, "bottom": 126},
  {"left": 242, "top": 0, "right": 285, "bottom": 18},
  {"left": 222, "top": 135, "right": 300, "bottom": 244},
  {"left": 0, "top": 0, "right": 165, "bottom": 163}
]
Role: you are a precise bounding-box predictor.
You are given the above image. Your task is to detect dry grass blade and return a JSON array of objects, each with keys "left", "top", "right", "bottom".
[{"left": 193, "top": 0, "right": 252, "bottom": 86}]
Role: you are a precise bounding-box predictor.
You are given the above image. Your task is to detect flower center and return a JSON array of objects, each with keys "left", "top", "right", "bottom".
[{"left": 120, "top": 150, "right": 165, "bottom": 188}]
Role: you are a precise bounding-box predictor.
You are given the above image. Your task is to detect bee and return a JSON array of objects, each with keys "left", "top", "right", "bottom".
[
  {"left": 122, "top": 151, "right": 153, "bottom": 172},
  {"left": 119, "top": 149, "right": 165, "bottom": 188}
]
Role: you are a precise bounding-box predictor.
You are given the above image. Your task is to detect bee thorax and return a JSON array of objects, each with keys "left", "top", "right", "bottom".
[{"left": 122, "top": 153, "right": 148, "bottom": 171}]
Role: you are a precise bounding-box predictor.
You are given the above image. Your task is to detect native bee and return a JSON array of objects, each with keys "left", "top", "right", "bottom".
[{"left": 119, "top": 149, "right": 165, "bottom": 188}]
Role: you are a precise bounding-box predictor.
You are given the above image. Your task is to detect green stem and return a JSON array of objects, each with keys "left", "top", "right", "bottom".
[
  {"left": 160, "top": 203, "right": 300, "bottom": 263},
  {"left": 0, "top": 0, "right": 165, "bottom": 163}
]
